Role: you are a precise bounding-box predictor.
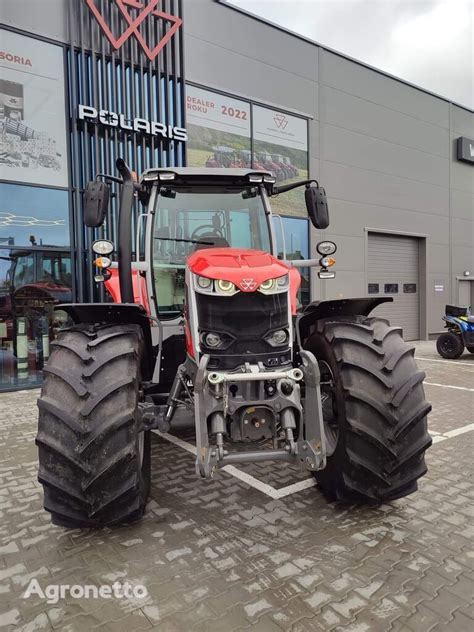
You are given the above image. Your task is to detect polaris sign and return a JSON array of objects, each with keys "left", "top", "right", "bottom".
[
  {"left": 78, "top": 105, "right": 188, "bottom": 142},
  {"left": 457, "top": 137, "right": 474, "bottom": 165}
]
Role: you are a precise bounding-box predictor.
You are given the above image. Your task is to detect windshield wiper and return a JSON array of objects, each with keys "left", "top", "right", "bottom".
[{"left": 154, "top": 236, "right": 214, "bottom": 245}]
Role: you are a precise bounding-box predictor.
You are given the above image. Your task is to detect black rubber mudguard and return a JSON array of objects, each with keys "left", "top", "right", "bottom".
[
  {"left": 296, "top": 297, "right": 393, "bottom": 347},
  {"left": 57, "top": 303, "right": 155, "bottom": 380}
]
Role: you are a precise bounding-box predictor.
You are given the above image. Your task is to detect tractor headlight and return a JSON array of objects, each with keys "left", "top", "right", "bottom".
[
  {"left": 92, "top": 239, "right": 114, "bottom": 255},
  {"left": 197, "top": 276, "right": 213, "bottom": 290},
  {"left": 216, "top": 279, "right": 236, "bottom": 295},
  {"left": 316, "top": 241, "right": 337, "bottom": 256},
  {"left": 265, "top": 329, "right": 289, "bottom": 347},
  {"left": 259, "top": 275, "right": 289, "bottom": 294},
  {"left": 259, "top": 278, "right": 276, "bottom": 292},
  {"left": 204, "top": 332, "right": 222, "bottom": 348}
]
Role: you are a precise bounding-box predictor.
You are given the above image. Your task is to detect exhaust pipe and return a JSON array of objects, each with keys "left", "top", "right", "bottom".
[{"left": 116, "top": 158, "right": 136, "bottom": 304}]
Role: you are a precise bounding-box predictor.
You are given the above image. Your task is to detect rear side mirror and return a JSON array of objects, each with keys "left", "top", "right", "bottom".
[
  {"left": 305, "top": 184, "right": 329, "bottom": 229},
  {"left": 83, "top": 181, "right": 109, "bottom": 227}
]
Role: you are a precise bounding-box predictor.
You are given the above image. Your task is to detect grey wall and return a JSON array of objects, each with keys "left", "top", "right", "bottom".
[
  {"left": 184, "top": 0, "right": 474, "bottom": 336},
  {"left": 1, "top": 0, "right": 69, "bottom": 42},
  {"left": 2, "top": 0, "right": 473, "bottom": 336}
]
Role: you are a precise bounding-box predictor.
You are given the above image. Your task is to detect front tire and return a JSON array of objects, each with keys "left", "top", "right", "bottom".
[
  {"left": 36, "top": 323, "right": 151, "bottom": 528},
  {"left": 305, "top": 317, "right": 432, "bottom": 504},
  {"left": 436, "top": 332, "right": 464, "bottom": 359}
]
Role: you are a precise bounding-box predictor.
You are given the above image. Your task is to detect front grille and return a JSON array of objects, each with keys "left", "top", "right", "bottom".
[{"left": 196, "top": 290, "right": 290, "bottom": 368}]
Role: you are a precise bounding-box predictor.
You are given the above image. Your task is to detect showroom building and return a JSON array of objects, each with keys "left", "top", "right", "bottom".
[{"left": 0, "top": 0, "right": 473, "bottom": 390}]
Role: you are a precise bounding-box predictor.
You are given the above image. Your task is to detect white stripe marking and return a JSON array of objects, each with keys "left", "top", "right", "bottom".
[
  {"left": 424, "top": 382, "right": 474, "bottom": 392},
  {"left": 443, "top": 422, "right": 474, "bottom": 438},
  {"left": 431, "top": 422, "right": 474, "bottom": 444},
  {"left": 154, "top": 422, "right": 474, "bottom": 497},
  {"left": 415, "top": 357, "right": 474, "bottom": 368},
  {"left": 153, "top": 430, "right": 315, "bottom": 499},
  {"left": 219, "top": 465, "right": 282, "bottom": 499}
]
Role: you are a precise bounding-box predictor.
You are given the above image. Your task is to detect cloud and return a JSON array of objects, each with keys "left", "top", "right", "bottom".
[{"left": 227, "top": 0, "right": 473, "bottom": 108}]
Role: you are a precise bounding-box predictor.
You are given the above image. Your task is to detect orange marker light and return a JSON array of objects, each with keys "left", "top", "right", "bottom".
[
  {"left": 320, "top": 256, "right": 336, "bottom": 268},
  {"left": 94, "top": 256, "right": 112, "bottom": 269}
]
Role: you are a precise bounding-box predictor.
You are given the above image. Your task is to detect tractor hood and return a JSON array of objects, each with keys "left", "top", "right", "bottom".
[{"left": 187, "top": 248, "right": 290, "bottom": 293}]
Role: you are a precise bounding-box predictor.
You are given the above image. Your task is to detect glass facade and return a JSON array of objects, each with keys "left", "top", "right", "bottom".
[
  {"left": 0, "top": 183, "right": 70, "bottom": 248},
  {"left": 0, "top": 29, "right": 71, "bottom": 391},
  {"left": 0, "top": 247, "right": 72, "bottom": 389}
]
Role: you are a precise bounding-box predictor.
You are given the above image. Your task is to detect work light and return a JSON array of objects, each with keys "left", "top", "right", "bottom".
[
  {"left": 316, "top": 241, "right": 337, "bottom": 256},
  {"left": 92, "top": 239, "right": 114, "bottom": 255}
]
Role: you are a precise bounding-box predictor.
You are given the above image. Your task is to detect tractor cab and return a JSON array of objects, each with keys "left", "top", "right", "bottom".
[{"left": 148, "top": 169, "right": 275, "bottom": 317}]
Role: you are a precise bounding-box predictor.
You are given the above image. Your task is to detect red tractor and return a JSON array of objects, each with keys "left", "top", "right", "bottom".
[{"left": 36, "top": 160, "right": 432, "bottom": 528}]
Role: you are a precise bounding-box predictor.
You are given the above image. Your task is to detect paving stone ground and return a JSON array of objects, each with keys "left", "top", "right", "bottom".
[{"left": 0, "top": 341, "right": 472, "bottom": 631}]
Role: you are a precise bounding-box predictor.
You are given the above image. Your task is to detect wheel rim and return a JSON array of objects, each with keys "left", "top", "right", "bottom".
[
  {"left": 440, "top": 337, "right": 456, "bottom": 355},
  {"left": 318, "top": 360, "right": 339, "bottom": 456}
]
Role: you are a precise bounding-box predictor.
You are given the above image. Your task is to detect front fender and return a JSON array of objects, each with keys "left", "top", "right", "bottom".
[
  {"left": 297, "top": 297, "right": 393, "bottom": 347},
  {"left": 57, "top": 303, "right": 155, "bottom": 380}
]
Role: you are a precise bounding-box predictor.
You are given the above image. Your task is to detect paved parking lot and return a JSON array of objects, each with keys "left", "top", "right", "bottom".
[{"left": 0, "top": 341, "right": 473, "bottom": 631}]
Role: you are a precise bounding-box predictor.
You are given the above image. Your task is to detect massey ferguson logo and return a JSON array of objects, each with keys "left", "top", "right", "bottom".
[
  {"left": 85, "top": 0, "right": 182, "bottom": 62},
  {"left": 241, "top": 279, "right": 257, "bottom": 291},
  {"left": 273, "top": 113, "right": 288, "bottom": 130}
]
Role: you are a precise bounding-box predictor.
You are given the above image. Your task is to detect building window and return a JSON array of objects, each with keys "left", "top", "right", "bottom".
[
  {"left": 384, "top": 283, "right": 399, "bottom": 294},
  {"left": 0, "top": 183, "right": 70, "bottom": 248},
  {"left": 404, "top": 284, "right": 417, "bottom": 293},
  {"left": 0, "top": 248, "right": 72, "bottom": 390},
  {"left": 368, "top": 283, "right": 379, "bottom": 294}
]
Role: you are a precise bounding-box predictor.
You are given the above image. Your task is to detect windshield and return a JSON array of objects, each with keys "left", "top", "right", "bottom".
[{"left": 152, "top": 186, "right": 272, "bottom": 317}]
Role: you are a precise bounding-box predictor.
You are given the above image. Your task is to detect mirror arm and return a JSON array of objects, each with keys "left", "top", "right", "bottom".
[
  {"left": 272, "top": 179, "right": 319, "bottom": 196},
  {"left": 95, "top": 173, "right": 123, "bottom": 185},
  {"left": 284, "top": 258, "right": 321, "bottom": 268}
]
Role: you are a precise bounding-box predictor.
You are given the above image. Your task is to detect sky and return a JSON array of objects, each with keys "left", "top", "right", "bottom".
[{"left": 226, "top": 0, "right": 474, "bottom": 110}]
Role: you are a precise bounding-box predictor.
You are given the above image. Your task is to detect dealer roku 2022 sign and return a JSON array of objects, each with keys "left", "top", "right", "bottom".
[{"left": 78, "top": 104, "right": 188, "bottom": 142}]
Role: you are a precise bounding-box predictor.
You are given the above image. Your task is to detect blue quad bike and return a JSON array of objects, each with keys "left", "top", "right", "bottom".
[{"left": 436, "top": 305, "right": 474, "bottom": 359}]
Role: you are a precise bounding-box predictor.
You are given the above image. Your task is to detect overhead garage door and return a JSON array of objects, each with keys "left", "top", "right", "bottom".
[{"left": 368, "top": 233, "right": 420, "bottom": 340}]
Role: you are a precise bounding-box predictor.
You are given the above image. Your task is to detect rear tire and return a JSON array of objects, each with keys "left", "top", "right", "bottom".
[
  {"left": 36, "top": 323, "right": 151, "bottom": 528},
  {"left": 305, "top": 317, "right": 432, "bottom": 504},
  {"left": 436, "top": 332, "right": 464, "bottom": 359}
]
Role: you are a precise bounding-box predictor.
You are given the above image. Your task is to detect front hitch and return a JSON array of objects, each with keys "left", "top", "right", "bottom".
[{"left": 193, "top": 352, "right": 327, "bottom": 479}]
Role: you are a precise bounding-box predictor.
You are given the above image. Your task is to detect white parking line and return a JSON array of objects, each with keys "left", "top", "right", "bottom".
[
  {"left": 415, "top": 357, "right": 474, "bottom": 368},
  {"left": 153, "top": 430, "right": 316, "bottom": 499},
  {"left": 424, "top": 382, "right": 474, "bottom": 392},
  {"left": 154, "top": 423, "right": 474, "bottom": 499},
  {"left": 431, "top": 423, "right": 474, "bottom": 444}
]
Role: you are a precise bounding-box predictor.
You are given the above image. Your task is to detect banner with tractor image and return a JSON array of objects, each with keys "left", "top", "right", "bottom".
[
  {"left": 186, "top": 86, "right": 309, "bottom": 218},
  {"left": 186, "top": 85, "right": 252, "bottom": 169},
  {"left": 253, "top": 105, "right": 308, "bottom": 218}
]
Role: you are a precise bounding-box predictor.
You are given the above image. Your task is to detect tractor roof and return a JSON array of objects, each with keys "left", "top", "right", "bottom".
[{"left": 140, "top": 167, "right": 275, "bottom": 187}]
